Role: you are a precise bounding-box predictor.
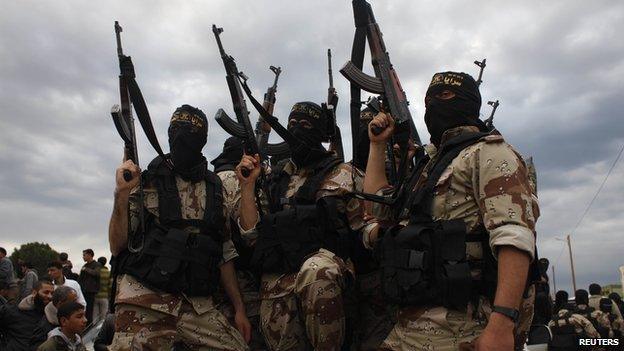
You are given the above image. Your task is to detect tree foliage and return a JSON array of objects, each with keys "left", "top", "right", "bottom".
[{"left": 10, "top": 242, "right": 59, "bottom": 279}]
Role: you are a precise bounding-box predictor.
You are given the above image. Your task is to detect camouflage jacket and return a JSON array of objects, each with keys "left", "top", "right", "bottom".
[
  {"left": 116, "top": 174, "right": 238, "bottom": 316},
  {"left": 238, "top": 159, "right": 366, "bottom": 299},
  {"left": 549, "top": 309, "right": 600, "bottom": 338},
  {"left": 366, "top": 126, "right": 539, "bottom": 316}
]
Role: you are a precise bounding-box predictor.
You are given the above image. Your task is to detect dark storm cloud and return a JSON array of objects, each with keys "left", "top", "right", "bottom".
[{"left": 1, "top": 0, "right": 623, "bottom": 292}]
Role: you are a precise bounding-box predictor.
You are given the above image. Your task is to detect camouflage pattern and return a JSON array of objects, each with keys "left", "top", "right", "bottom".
[
  {"left": 369, "top": 126, "right": 539, "bottom": 350},
  {"left": 238, "top": 161, "right": 365, "bottom": 350},
  {"left": 112, "top": 175, "right": 246, "bottom": 350},
  {"left": 549, "top": 309, "right": 600, "bottom": 338},
  {"left": 590, "top": 309, "right": 615, "bottom": 338},
  {"left": 110, "top": 297, "right": 248, "bottom": 351},
  {"left": 217, "top": 170, "right": 267, "bottom": 350},
  {"left": 589, "top": 295, "right": 623, "bottom": 320},
  {"left": 514, "top": 285, "right": 535, "bottom": 350}
]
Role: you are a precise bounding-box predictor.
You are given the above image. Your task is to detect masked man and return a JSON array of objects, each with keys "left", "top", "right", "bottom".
[
  {"left": 363, "top": 72, "right": 539, "bottom": 351},
  {"left": 236, "top": 102, "right": 366, "bottom": 351},
  {"left": 108, "top": 105, "right": 250, "bottom": 350}
]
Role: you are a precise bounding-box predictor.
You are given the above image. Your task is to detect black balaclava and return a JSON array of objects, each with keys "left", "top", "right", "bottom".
[
  {"left": 353, "top": 106, "right": 375, "bottom": 171},
  {"left": 424, "top": 71, "right": 486, "bottom": 146},
  {"left": 575, "top": 289, "right": 589, "bottom": 306},
  {"left": 599, "top": 298, "right": 613, "bottom": 313},
  {"left": 287, "top": 101, "right": 331, "bottom": 168},
  {"left": 168, "top": 104, "right": 208, "bottom": 181},
  {"left": 538, "top": 258, "right": 550, "bottom": 276},
  {"left": 211, "top": 136, "right": 244, "bottom": 173}
]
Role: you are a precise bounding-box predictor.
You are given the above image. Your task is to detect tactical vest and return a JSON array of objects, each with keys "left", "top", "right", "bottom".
[
  {"left": 251, "top": 156, "right": 352, "bottom": 274},
  {"left": 117, "top": 156, "right": 225, "bottom": 296},
  {"left": 549, "top": 312, "right": 584, "bottom": 350},
  {"left": 377, "top": 132, "right": 499, "bottom": 309}
]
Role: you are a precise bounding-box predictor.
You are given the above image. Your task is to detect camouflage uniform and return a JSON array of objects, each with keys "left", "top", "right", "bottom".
[
  {"left": 367, "top": 126, "right": 539, "bottom": 351},
  {"left": 216, "top": 170, "right": 268, "bottom": 350},
  {"left": 238, "top": 161, "right": 365, "bottom": 351},
  {"left": 110, "top": 176, "right": 249, "bottom": 351},
  {"left": 576, "top": 304, "right": 614, "bottom": 338},
  {"left": 549, "top": 309, "right": 600, "bottom": 338}
]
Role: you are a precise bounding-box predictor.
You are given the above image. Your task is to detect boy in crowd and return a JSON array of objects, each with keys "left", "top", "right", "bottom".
[{"left": 37, "top": 301, "right": 87, "bottom": 351}]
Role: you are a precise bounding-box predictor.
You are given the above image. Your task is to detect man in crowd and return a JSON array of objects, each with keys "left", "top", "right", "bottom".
[
  {"left": 93, "top": 256, "right": 110, "bottom": 323},
  {"left": 78, "top": 248, "right": 100, "bottom": 324},
  {"left": 0, "top": 279, "right": 54, "bottom": 350},
  {"left": 47, "top": 261, "right": 86, "bottom": 307},
  {"left": 589, "top": 283, "right": 623, "bottom": 320},
  {"left": 108, "top": 104, "right": 250, "bottom": 350},
  {"left": 18, "top": 261, "right": 38, "bottom": 301},
  {"left": 237, "top": 101, "right": 366, "bottom": 350},
  {"left": 549, "top": 306, "right": 599, "bottom": 350},
  {"left": 0, "top": 247, "right": 15, "bottom": 286},
  {"left": 36, "top": 301, "right": 87, "bottom": 351},
  {"left": 212, "top": 136, "right": 268, "bottom": 350},
  {"left": 59, "top": 253, "right": 78, "bottom": 281},
  {"left": 363, "top": 72, "right": 539, "bottom": 350},
  {"left": 30, "top": 286, "right": 79, "bottom": 349},
  {"left": 574, "top": 289, "right": 612, "bottom": 338}
]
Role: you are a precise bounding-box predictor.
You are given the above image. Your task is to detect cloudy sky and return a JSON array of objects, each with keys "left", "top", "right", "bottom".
[{"left": 1, "top": 0, "right": 623, "bottom": 294}]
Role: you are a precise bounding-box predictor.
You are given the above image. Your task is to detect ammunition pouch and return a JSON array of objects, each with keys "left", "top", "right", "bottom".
[
  {"left": 119, "top": 220, "right": 222, "bottom": 296},
  {"left": 378, "top": 219, "right": 496, "bottom": 309},
  {"left": 252, "top": 197, "right": 351, "bottom": 274},
  {"left": 114, "top": 155, "right": 225, "bottom": 297}
]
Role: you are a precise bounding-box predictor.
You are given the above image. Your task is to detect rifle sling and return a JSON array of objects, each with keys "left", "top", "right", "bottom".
[{"left": 125, "top": 74, "right": 171, "bottom": 168}]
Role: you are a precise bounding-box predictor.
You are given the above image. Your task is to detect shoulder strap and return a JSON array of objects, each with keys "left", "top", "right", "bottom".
[
  {"left": 295, "top": 156, "right": 343, "bottom": 204},
  {"left": 268, "top": 159, "right": 291, "bottom": 212},
  {"left": 203, "top": 171, "right": 225, "bottom": 233},
  {"left": 410, "top": 132, "right": 489, "bottom": 221}
]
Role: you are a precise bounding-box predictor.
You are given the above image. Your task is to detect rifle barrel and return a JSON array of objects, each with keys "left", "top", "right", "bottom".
[
  {"left": 114, "top": 21, "right": 123, "bottom": 57},
  {"left": 328, "top": 49, "right": 334, "bottom": 88}
]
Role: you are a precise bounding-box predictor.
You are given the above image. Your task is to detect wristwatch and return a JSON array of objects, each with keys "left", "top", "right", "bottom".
[{"left": 492, "top": 305, "right": 519, "bottom": 324}]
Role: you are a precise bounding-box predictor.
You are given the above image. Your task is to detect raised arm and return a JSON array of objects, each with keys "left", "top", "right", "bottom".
[{"left": 108, "top": 159, "right": 140, "bottom": 256}]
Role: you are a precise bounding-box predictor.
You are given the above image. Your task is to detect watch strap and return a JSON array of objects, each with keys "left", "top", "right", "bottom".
[{"left": 492, "top": 305, "right": 519, "bottom": 323}]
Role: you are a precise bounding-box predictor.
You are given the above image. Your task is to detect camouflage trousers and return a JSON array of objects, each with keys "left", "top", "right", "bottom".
[
  {"left": 347, "top": 270, "right": 397, "bottom": 351},
  {"left": 380, "top": 286, "right": 535, "bottom": 351},
  {"left": 217, "top": 270, "right": 268, "bottom": 350},
  {"left": 110, "top": 300, "right": 249, "bottom": 351},
  {"left": 378, "top": 306, "right": 486, "bottom": 351},
  {"left": 260, "top": 249, "right": 349, "bottom": 351}
]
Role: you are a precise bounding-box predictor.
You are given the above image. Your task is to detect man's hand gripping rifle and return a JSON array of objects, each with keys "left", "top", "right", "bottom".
[
  {"left": 212, "top": 25, "right": 289, "bottom": 176},
  {"left": 340, "top": 0, "right": 425, "bottom": 206}
]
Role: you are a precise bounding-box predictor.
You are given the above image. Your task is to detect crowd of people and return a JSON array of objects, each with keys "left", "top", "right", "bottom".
[
  {"left": 0, "top": 247, "right": 114, "bottom": 350},
  {"left": 529, "top": 260, "right": 624, "bottom": 349}
]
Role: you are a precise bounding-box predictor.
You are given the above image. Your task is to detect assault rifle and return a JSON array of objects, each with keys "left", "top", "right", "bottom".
[
  {"left": 109, "top": 21, "right": 171, "bottom": 251},
  {"left": 484, "top": 99, "right": 499, "bottom": 131},
  {"left": 255, "top": 66, "right": 282, "bottom": 155},
  {"left": 212, "top": 25, "right": 289, "bottom": 173},
  {"left": 327, "top": 49, "right": 344, "bottom": 161},
  {"left": 110, "top": 21, "right": 138, "bottom": 183},
  {"left": 340, "top": 0, "right": 424, "bottom": 193}
]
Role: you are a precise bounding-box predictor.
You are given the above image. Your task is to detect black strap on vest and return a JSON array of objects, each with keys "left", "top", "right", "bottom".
[
  {"left": 408, "top": 132, "right": 490, "bottom": 222},
  {"left": 145, "top": 155, "right": 224, "bottom": 235},
  {"left": 268, "top": 156, "right": 343, "bottom": 212}
]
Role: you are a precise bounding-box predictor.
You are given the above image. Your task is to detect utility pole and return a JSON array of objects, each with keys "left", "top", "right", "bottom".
[
  {"left": 552, "top": 265, "right": 557, "bottom": 297},
  {"left": 567, "top": 234, "right": 577, "bottom": 293}
]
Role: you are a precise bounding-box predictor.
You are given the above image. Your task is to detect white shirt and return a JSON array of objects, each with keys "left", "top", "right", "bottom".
[{"left": 53, "top": 276, "right": 87, "bottom": 307}]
